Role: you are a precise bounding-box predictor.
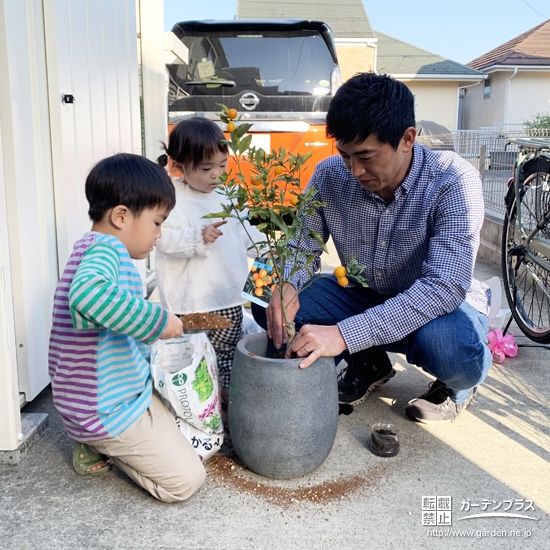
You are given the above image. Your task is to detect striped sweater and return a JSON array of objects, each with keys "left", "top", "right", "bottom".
[{"left": 48, "top": 232, "right": 169, "bottom": 441}]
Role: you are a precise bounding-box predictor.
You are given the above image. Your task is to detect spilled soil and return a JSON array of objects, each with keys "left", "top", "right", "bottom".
[{"left": 204, "top": 449, "right": 390, "bottom": 509}]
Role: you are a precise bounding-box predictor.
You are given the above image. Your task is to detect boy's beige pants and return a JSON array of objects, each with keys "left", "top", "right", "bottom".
[{"left": 89, "top": 392, "right": 206, "bottom": 503}]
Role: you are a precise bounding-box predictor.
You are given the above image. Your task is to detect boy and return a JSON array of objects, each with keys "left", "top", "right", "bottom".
[{"left": 48, "top": 153, "right": 205, "bottom": 502}]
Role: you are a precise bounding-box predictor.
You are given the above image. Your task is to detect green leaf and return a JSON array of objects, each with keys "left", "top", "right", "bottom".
[
  {"left": 235, "top": 123, "right": 253, "bottom": 138},
  {"left": 307, "top": 229, "right": 328, "bottom": 253},
  {"left": 231, "top": 130, "right": 239, "bottom": 150},
  {"left": 239, "top": 134, "right": 253, "bottom": 155},
  {"left": 269, "top": 210, "right": 289, "bottom": 237},
  {"left": 217, "top": 103, "right": 229, "bottom": 115},
  {"left": 203, "top": 211, "right": 232, "bottom": 220}
]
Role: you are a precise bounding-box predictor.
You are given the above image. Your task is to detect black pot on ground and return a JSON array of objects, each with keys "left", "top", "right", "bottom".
[{"left": 228, "top": 332, "right": 338, "bottom": 479}]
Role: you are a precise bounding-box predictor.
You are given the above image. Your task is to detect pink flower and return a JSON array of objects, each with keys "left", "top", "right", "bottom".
[
  {"left": 199, "top": 395, "right": 220, "bottom": 419},
  {"left": 487, "top": 329, "right": 518, "bottom": 364}
]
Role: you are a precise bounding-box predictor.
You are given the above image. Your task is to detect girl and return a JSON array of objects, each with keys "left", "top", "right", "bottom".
[{"left": 155, "top": 117, "right": 263, "bottom": 403}]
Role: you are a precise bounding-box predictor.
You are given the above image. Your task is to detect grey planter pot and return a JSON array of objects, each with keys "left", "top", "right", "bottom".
[{"left": 228, "top": 332, "right": 338, "bottom": 479}]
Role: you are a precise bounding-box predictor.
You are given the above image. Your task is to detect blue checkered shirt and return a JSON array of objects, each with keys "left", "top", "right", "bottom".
[{"left": 288, "top": 142, "right": 490, "bottom": 354}]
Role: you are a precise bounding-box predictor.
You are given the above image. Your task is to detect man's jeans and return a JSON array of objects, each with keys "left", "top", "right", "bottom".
[{"left": 252, "top": 276, "right": 492, "bottom": 404}]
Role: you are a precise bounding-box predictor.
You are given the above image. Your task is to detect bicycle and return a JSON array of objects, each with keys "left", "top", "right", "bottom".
[{"left": 501, "top": 137, "right": 550, "bottom": 343}]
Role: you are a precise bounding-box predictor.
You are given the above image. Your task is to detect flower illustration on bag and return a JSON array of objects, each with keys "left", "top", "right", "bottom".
[
  {"left": 487, "top": 329, "right": 518, "bottom": 364},
  {"left": 199, "top": 395, "right": 219, "bottom": 420}
]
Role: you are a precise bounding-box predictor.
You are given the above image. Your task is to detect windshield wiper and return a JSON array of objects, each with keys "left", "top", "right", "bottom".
[{"left": 184, "top": 80, "right": 236, "bottom": 87}]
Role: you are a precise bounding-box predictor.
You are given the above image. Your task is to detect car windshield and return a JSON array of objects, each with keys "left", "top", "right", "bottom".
[{"left": 168, "top": 30, "right": 335, "bottom": 104}]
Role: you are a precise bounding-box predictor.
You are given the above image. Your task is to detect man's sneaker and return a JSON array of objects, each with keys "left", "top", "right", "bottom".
[
  {"left": 405, "top": 379, "right": 477, "bottom": 424},
  {"left": 338, "top": 349, "right": 396, "bottom": 406}
]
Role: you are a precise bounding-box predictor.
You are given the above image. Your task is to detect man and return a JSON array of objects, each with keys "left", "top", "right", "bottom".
[{"left": 253, "top": 72, "right": 492, "bottom": 424}]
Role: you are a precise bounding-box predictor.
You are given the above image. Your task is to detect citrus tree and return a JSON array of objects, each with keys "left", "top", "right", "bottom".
[{"left": 204, "top": 105, "right": 367, "bottom": 347}]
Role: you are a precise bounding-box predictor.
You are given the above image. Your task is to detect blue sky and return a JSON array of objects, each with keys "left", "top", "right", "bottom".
[{"left": 164, "top": 0, "right": 549, "bottom": 65}]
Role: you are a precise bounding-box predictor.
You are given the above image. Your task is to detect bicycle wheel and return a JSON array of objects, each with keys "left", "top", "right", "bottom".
[{"left": 502, "top": 171, "right": 550, "bottom": 343}]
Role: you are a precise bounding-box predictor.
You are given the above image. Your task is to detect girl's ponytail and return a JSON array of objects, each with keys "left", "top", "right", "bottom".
[{"left": 157, "top": 153, "right": 169, "bottom": 167}]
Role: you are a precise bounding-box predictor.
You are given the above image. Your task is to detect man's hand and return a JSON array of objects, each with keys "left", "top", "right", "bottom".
[
  {"left": 202, "top": 220, "right": 227, "bottom": 243},
  {"left": 266, "top": 283, "right": 299, "bottom": 349},
  {"left": 288, "top": 324, "right": 347, "bottom": 369},
  {"left": 160, "top": 313, "right": 184, "bottom": 340}
]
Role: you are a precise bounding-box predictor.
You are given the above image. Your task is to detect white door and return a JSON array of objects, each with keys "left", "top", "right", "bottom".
[{"left": 44, "top": 0, "right": 142, "bottom": 269}]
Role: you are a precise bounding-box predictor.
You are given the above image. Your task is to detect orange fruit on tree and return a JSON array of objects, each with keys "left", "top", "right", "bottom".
[
  {"left": 255, "top": 287, "right": 264, "bottom": 297},
  {"left": 250, "top": 176, "right": 263, "bottom": 187},
  {"left": 258, "top": 268, "right": 267, "bottom": 278},
  {"left": 255, "top": 279, "right": 264, "bottom": 288},
  {"left": 227, "top": 108, "right": 238, "bottom": 120},
  {"left": 289, "top": 195, "right": 299, "bottom": 207},
  {"left": 334, "top": 266, "right": 347, "bottom": 279},
  {"left": 227, "top": 121, "right": 236, "bottom": 133},
  {"left": 252, "top": 272, "right": 260, "bottom": 280},
  {"left": 337, "top": 276, "right": 349, "bottom": 287},
  {"left": 274, "top": 165, "right": 283, "bottom": 175}
]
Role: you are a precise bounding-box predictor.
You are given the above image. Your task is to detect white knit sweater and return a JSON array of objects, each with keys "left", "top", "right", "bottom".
[{"left": 155, "top": 179, "right": 264, "bottom": 314}]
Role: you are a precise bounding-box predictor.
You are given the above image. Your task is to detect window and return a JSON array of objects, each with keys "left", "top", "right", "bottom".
[{"left": 484, "top": 78, "right": 491, "bottom": 99}]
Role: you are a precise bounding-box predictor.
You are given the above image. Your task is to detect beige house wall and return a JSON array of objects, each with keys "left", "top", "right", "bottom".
[
  {"left": 508, "top": 72, "right": 550, "bottom": 124},
  {"left": 462, "top": 71, "right": 550, "bottom": 129},
  {"left": 463, "top": 72, "right": 508, "bottom": 129},
  {"left": 403, "top": 80, "right": 459, "bottom": 130},
  {"left": 336, "top": 45, "right": 375, "bottom": 82}
]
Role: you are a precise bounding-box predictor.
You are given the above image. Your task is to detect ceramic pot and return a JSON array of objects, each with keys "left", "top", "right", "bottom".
[{"left": 228, "top": 332, "right": 338, "bottom": 479}]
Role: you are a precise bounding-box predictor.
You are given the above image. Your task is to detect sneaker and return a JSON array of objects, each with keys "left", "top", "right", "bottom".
[
  {"left": 405, "top": 379, "right": 477, "bottom": 423},
  {"left": 338, "top": 349, "right": 396, "bottom": 406}
]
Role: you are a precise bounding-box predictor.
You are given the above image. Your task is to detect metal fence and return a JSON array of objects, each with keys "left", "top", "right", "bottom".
[{"left": 417, "top": 126, "right": 550, "bottom": 216}]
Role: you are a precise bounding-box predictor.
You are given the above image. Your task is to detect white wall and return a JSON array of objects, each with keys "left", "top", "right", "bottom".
[
  {"left": 0, "top": 0, "right": 59, "bottom": 407},
  {"left": 404, "top": 81, "right": 460, "bottom": 130},
  {"left": 508, "top": 72, "right": 550, "bottom": 124},
  {"left": 463, "top": 69, "right": 550, "bottom": 129},
  {"left": 138, "top": 0, "right": 168, "bottom": 162},
  {"left": 0, "top": 101, "right": 22, "bottom": 450}
]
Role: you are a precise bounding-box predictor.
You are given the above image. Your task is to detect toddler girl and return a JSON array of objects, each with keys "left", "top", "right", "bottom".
[{"left": 155, "top": 117, "right": 263, "bottom": 402}]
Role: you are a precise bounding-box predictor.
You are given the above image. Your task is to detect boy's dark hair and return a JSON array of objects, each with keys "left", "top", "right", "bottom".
[
  {"left": 159, "top": 117, "right": 228, "bottom": 170},
  {"left": 326, "top": 72, "right": 415, "bottom": 149},
  {"left": 86, "top": 153, "right": 176, "bottom": 222}
]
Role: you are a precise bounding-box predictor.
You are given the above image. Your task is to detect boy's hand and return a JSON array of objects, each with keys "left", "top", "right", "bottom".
[
  {"left": 160, "top": 313, "right": 184, "bottom": 340},
  {"left": 202, "top": 220, "right": 227, "bottom": 243}
]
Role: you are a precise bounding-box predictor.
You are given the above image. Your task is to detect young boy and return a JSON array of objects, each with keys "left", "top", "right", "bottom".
[{"left": 48, "top": 153, "right": 206, "bottom": 502}]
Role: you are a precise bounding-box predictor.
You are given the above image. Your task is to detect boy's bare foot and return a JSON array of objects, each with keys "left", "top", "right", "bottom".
[{"left": 86, "top": 458, "right": 111, "bottom": 472}]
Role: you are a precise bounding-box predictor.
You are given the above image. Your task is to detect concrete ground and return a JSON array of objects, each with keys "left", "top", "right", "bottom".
[{"left": 1, "top": 255, "right": 549, "bottom": 549}]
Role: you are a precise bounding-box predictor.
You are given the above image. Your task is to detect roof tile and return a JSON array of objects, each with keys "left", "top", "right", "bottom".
[{"left": 467, "top": 19, "right": 550, "bottom": 69}]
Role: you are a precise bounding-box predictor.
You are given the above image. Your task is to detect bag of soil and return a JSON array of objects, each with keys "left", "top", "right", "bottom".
[{"left": 151, "top": 333, "right": 223, "bottom": 459}]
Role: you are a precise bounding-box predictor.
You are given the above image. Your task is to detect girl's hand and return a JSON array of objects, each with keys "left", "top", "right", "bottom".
[
  {"left": 202, "top": 220, "right": 227, "bottom": 243},
  {"left": 160, "top": 313, "right": 184, "bottom": 340}
]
